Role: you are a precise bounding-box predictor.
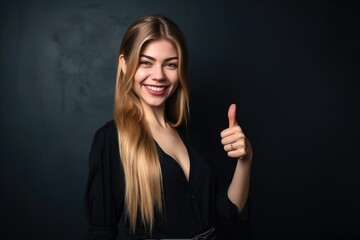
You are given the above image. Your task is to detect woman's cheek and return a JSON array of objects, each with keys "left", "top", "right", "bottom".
[{"left": 134, "top": 69, "right": 148, "bottom": 82}]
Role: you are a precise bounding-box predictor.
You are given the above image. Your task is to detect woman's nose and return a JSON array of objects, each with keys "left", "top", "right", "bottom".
[{"left": 150, "top": 65, "right": 164, "bottom": 81}]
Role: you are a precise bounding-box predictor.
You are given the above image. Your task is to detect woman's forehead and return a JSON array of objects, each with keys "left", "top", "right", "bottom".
[{"left": 140, "top": 39, "right": 178, "bottom": 59}]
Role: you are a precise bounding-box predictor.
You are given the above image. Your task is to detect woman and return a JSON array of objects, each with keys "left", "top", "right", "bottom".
[{"left": 85, "top": 15, "right": 252, "bottom": 240}]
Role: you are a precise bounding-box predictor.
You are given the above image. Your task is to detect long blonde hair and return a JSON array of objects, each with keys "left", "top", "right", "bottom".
[{"left": 113, "top": 15, "right": 189, "bottom": 233}]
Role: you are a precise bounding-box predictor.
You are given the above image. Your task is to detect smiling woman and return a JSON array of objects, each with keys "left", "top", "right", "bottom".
[
  {"left": 124, "top": 39, "right": 180, "bottom": 109},
  {"left": 84, "top": 15, "right": 252, "bottom": 240}
]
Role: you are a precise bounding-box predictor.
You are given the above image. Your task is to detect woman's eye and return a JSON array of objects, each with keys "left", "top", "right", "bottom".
[
  {"left": 165, "top": 63, "right": 177, "bottom": 69},
  {"left": 139, "top": 61, "right": 151, "bottom": 66}
]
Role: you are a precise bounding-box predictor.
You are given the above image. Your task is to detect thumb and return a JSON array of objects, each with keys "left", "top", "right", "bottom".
[{"left": 228, "top": 103, "right": 237, "bottom": 127}]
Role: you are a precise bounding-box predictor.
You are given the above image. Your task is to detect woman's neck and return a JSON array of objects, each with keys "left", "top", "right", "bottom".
[{"left": 142, "top": 103, "right": 169, "bottom": 130}]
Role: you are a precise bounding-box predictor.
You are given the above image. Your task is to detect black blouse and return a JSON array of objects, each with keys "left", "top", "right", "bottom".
[{"left": 85, "top": 120, "right": 239, "bottom": 239}]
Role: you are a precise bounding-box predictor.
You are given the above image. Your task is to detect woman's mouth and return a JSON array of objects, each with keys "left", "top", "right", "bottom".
[{"left": 144, "top": 85, "right": 168, "bottom": 96}]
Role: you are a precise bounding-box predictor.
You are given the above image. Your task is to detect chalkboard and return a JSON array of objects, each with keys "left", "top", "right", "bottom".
[{"left": 1, "top": 1, "right": 359, "bottom": 239}]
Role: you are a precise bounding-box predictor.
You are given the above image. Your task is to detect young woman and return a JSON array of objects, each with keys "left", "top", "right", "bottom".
[{"left": 85, "top": 15, "right": 252, "bottom": 240}]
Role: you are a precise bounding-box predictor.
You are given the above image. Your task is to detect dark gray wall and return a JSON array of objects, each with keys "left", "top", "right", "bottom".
[{"left": 1, "top": 0, "right": 359, "bottom": 239}]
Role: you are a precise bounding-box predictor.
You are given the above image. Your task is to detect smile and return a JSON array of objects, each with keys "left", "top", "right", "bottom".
[
  {"left": 145, "top": 85, "right": 167, "bottom": 92},
  {"left": 143, "top": 85, "right": 168, "bottom": 96}
]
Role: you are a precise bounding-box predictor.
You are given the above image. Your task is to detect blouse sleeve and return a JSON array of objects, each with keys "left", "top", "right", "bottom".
[
  {"left": 215, "top": 164, "right": 249, "bottom": 234},
  {"left": 84, "top": 122, "right": 124, "bottom": 240},
  {"left": 216, "top": 189, "right": 241, "bottom": 228}
]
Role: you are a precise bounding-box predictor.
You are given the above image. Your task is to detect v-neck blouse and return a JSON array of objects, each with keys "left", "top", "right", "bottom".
[
  {"left": 85, "top": 120, "right": 239, "bottom": 239},
  {"left": 154, "top": 130, "right": 191, "bottom": 183}
]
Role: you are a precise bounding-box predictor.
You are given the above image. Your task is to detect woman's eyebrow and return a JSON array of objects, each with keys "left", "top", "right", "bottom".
[{"left": 140, "top": 54, "right": 178, "bottom": 61}]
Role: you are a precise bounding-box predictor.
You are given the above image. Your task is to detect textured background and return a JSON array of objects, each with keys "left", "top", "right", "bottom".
[{"left": 1, "top": 0, "right": 359, "bottom": 239}]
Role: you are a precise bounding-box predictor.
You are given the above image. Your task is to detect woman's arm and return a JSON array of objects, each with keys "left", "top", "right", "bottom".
[
  {"left": 220, "top": 104, "right": 253, "bottom": 212},
  {"left": 85, "top": 121, "right": 123, "bottom": 240}
]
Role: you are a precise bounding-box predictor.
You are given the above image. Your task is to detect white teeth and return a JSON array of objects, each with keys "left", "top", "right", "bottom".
[{"left": 146, "top": 86, "right": 166, "bottom": 92}]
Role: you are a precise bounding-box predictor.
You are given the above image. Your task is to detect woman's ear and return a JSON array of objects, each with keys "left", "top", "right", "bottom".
[{"left": 119, "top": 54, "right": 127, "bottom": 74}]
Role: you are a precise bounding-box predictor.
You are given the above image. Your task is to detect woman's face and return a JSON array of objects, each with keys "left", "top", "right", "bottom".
[{"left": 132, "top": 39, "right": 179, "bottom": 111}]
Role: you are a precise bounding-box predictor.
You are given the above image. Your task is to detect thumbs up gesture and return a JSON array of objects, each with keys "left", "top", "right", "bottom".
[{"left": 221, "top": 104, "right": 252, "bottom": 160}]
